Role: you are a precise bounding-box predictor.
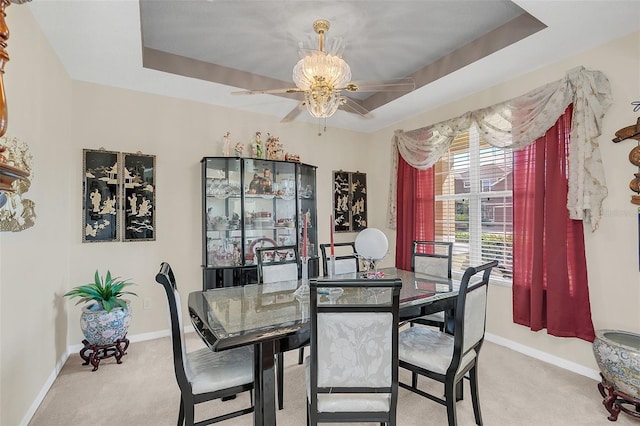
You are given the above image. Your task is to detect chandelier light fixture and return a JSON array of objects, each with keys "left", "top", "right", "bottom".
[
  {"left": 232, "top": 19, "right": 414, "bottom": 130},
  {"left": 292, "top": 19, "right": 351, "bottom": 119}
]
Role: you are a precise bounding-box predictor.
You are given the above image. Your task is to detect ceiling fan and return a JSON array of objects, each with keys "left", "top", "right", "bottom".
[{"left": 232, "top": 19, "right": 415, "bottom": 125}]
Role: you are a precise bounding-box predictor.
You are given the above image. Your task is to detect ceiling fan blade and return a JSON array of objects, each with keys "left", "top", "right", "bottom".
[
  {"left": 340, "top": 97, "right": 372, "bottom": 118},
  {"left": 281, "top": 102, "right": 306, "bottom": 123},
  {"left": 232, "top": 87, "right": 304, "bottom": 95},
  {"left": 342, "top": 77, "right": 415, "bottom": 93}
]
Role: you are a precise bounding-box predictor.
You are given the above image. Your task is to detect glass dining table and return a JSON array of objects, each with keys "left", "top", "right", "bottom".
[{"left": 187, "top": 267, "right": 464, "bottom": 426}]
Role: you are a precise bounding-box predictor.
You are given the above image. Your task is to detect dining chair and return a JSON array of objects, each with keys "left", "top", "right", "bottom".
[
  {"left": 409, "top": 240, "right": 454, "bottom": 331},
  {"left": 306, "top": 277, "right": 403, "bottom": 426},
  {"left": 255, "top": 245, "right": 305, "bottom": 411},
  {"left": 302, "top": 242, "right": 360, "bottom": 368},
  {"left": 398, "top": 260, "right": 498, "bottom": 426},
  {"left": 155, "top": 262, "right": 254, "bottom": 426},
  {"left": 319, "top": 242, "right": 360, "bottom": 276}
]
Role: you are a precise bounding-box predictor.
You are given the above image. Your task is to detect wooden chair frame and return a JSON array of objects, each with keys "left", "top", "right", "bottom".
[
  {"left": 155, "top": 262, "right": 254, "bottom": 426},
  {"left": 319, "top": 242, "right": 360, "bottom": 276},
  {"left": 409, "top": 240, "right": 454, "bottom": 330},
  {"left": 411, "top": 240, "right": 453, "bottom": 278},
  {"left": 399, "top": 260, "right": 497, "bottom": 426},
  {"left": 255, "top": 244, "right": 305, "bottom": 411},
  {"left": 256, "top": 244, "right": 300, "bottom": 282},
  {"left": 308, "top": 277, "right": 402, "bottom": 426}
]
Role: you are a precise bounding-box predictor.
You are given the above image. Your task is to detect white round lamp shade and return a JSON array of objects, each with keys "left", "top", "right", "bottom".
[{"left": 355, "top": 228, "right": 389, "bottom": 261}]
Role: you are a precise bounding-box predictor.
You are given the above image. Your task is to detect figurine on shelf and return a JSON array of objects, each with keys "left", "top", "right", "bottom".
[
  {"left": 254, "top": 132, "right": 264, "bottom": 159},
  {"left": 248, "top": 168, "right": 273, "bottom": 194},
  {"left": 262, "top": 168, "right": 273, "bottom": 193},
  {"left": 285, "top": 153, "right": 300, "bottom": 162},
  {"left": 222, "top": 131, "right": 231, "bottom": 157},
  {"left": 266, "top": 133, "right": 283, "bottom": 160},
  {"left": 234, "top": 142, "right": 244, "bottom": 157}
]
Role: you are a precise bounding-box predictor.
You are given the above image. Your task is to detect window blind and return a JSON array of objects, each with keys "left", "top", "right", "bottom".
[{"left": 433, "top": 125, "right": 513, "bottom": 281}]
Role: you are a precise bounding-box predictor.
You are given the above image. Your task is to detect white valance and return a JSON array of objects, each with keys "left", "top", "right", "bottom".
[{"left": 387, "top": 66, "right": 612, "bottom": 231}]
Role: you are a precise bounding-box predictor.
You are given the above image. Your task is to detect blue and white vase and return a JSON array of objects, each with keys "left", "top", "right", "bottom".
[
  {"left": 80, "top": 301, "right": 131, "bottom": 346},
  {"left": 593, "top": 329, "right": 640, "bottom": 399}
]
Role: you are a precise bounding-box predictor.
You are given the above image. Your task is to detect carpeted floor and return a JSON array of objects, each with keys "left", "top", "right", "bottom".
[{"left": 29, "top": 333, "right": 636, "bottom": 426}]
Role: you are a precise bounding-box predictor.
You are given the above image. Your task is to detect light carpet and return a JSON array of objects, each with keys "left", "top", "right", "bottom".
[{"left": 29, "top": 333, "right": 636, "bottom": 426}]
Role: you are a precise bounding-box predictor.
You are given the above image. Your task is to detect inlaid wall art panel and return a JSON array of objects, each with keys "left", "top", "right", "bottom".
[{"left": 332, "top": 170, "right": 367, "bottom": 233}]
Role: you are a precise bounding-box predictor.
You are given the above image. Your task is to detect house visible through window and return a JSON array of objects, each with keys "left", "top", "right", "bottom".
[{"left": 433, "top": 126, "right": 513, "bottom": 282}]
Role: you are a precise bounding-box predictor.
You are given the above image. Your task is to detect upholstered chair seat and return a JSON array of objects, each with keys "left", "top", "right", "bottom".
[
  {"left": 398, "top": 327, "right": 476, "bottom": 375},
  {"left": 186, "top": 346, "right": 254, "bottom": 395}
]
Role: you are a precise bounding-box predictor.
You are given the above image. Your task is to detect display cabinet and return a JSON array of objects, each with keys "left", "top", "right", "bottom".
[{"left": 201, "top": 157, "right": 319, "bottom": 289}]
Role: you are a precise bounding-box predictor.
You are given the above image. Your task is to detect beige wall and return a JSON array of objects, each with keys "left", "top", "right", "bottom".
[
  {"left": 1, "top": 5, "right": 638, "bottom": 425},
  {"left": 0, "top": 6, "right": 73, "bottom": 426},
  {"left": 67, "top": 82, "right": 371, "bottom": 347},
  {"left": 371, "top": 31, "right": 640, "bottom": 371}
]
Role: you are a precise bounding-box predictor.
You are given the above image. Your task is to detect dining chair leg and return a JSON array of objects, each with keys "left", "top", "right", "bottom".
[
  {"left": 183, "top": 397, "right": 195, "bottom": 426},
  {"left": 277, "top": 353, "right": 284, "bottom": 410},
  {"left": 412, "top": 371, "right": 418, "bottom": 388},
  {"left": 469, "top": 365, "right": 483, "bottom": 425},
  {"left": 177, "top": 397, "right": 185, "bottom": 426},
  {"left": 298, "top": 347, "right": 305, "bottom": 364},
  {"left": 445, "top": 379, "right": 458, "bottom": 426}
]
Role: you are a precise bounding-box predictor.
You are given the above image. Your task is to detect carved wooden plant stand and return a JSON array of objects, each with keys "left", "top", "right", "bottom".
[
  {"left": 79, "top": 335, "right": 129, "bottom": 371},
  {"left": 598, "top": 374, "right": 640, "bottom": 422}
]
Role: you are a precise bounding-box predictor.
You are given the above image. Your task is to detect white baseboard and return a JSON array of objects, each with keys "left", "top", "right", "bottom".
[
  {"left": 485, "top": 332, "right": 601, "bottom": 381},
  {"left": 19, "top": 349, "right": 70, "bottom": 426},
  {"left": 21, "top": 326, "right": 195, "bottom": 426}
]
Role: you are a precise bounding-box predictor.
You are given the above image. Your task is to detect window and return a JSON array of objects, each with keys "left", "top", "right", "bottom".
[{"left": 433, "top": 126, "right": 513, "bottom": 282}]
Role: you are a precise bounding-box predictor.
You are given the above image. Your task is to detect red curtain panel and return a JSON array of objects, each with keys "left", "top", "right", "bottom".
[
  {"left": 512, "top": 104, "right": 595, "bottom": 342},
  {"left": 395, "top": 155, "right": 434, "bottom": 270}
]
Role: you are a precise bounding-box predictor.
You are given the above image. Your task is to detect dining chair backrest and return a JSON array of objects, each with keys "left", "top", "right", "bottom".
[
  {"left": 452, "top": 260, "right": 497, "bottom": 372},
  {"left": 397, "top": 260, "right": 497, "bottom": 426},
  {"left": 319, "top": 242, "right": 359, "bottom": 276},
  {"left": 412, "top": 240, "right": 453, "bottom": 278},
  {"left": 155, "top": 262, "right": 191, "bottom": 392},
  {"left": 308, "top": 277, "right": 403, "bottom": 424},
  {"left": 155, "top": 262, "right": 255, "bottom": 426},
  {"left": 256, "top": 244, "right": 299, "bottom": 283}
]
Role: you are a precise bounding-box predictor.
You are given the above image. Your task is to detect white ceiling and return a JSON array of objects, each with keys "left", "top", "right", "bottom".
[{"left": 26, "top": 0, "right": 640, "bottom": 133}]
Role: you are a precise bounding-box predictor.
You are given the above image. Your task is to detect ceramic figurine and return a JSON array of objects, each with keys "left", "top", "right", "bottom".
[
  {"left": 254, "top": 132, "right": 263, "bottom": 159},
  {"left": 222, "top": 131, "right": 231, "bottom": 157},
  {"left": 234, "top": 142, "right": 244, "bottom": 157},
  {"left": 285, "top": 153, "right": 300, "bottom": 162},
  {"left": 266, "top": 133, "right": 283, "bottom": 160}
]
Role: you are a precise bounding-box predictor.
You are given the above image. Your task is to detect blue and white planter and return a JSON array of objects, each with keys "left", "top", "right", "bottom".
[
  {"left": 593, "top": 329, "right": 640, "bottom": 399},
  {"left": 80, "top": 301, "right": 131, "bottom": 346}
]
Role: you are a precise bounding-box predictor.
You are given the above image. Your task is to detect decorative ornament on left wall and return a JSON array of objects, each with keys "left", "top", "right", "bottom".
[{"left": 0, "top": 135, "right": 35, "bottom": 232}]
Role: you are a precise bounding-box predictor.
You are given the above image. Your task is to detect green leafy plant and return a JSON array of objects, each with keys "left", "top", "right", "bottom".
[{"left": 64, "top": 270, "right": 137, "bottom": 312}]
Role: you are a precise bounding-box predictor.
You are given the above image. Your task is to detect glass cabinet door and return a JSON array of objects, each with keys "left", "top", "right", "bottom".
[
  {"left": 242, "top": 159, "right": 297, "bottom": 265},
  {"left": 203, "top": 158, "right": 242, "bottom": 268},
  {"left": 202, "top": 157, "right": 318, "bottom": 288},
  {"left": 298, "top": 163, "right": 317, "bottom": 258}
]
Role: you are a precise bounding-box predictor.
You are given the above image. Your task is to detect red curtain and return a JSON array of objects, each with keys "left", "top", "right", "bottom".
[
  {"left": 512, "top": 105, "right": 595, "bottom": 342},
  {"left": 395, "top": 155, "right": 434, "bottom": 270}
]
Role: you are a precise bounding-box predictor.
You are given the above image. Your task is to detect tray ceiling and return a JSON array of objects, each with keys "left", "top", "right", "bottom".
[{"left": 26, "top": 0, "right": 640, "bottom": 133}]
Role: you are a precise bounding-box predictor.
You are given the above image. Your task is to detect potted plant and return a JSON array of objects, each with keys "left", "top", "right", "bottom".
[{"left": 64, "top": 270, "right": 137, "bottom": 346}]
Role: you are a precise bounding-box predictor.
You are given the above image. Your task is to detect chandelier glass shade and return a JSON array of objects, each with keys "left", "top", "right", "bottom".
[{"left": 292, "top": 50, "right": 351, "bottom": 118}]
